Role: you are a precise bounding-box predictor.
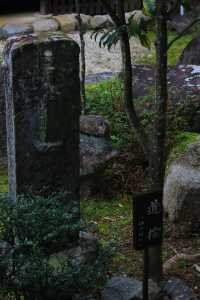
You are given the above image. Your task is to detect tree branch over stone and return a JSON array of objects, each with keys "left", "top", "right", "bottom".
[
  {"left": 100, "top": 0, "right": 151, "bottom": 160},
  {"left": 75, "top": 0, "right": 86, "bottom": 114},
  {"left": 100, "top": 0, "right": 168, "bottom": 285}
]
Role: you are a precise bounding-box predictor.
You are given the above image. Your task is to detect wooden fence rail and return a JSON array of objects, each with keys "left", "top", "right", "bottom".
[{"left": 40, "top": 0, "right": 139, "bottom": 15}]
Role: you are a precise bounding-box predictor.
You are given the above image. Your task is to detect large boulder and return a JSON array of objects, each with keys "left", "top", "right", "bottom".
[
  {"left": 80, "top": 115, "right": 116, "bottom": 177},
  {"left": 179, "top": 36, "right": 200, "bottom": 65},
  {"left": 164, "top": 136, "right": 200, "bottom": 232},
  {"left": 90, "top": 15, "right": 113, "bottom": 29},
  {"left": 80, "top": 115, "right": 117, "bottom": 197}
]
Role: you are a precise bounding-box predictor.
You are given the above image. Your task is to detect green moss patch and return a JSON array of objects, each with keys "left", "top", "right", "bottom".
[
  {"left": 0, "top": 165, "right": 8, "bottom": 193},
  {"left": 81, "top": 197, "right": 144, "bottom": 276},
  {"left": 86, "top": 78, "right": 134, "bottom": 149}
]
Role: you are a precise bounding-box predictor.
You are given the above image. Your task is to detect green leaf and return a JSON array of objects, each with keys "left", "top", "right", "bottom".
[
  {"left": 182, "top": 0, "right": 191, "bottom": 11},
  {"left": 143, "top": 0, "right": 156, "bottom": 16}
]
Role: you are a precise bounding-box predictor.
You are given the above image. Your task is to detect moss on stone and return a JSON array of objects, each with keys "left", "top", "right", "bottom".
[
  {"left": 0, "top": 165, "right": 8, "bottom": 193},
  {"left": 166, "top": 132, "right": 199, "bottom": 170}
]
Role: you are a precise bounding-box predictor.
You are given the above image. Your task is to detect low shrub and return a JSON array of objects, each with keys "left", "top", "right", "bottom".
[
  {"left": 86, "top": 77, "right": 200, "bottom": 151},
  {"left": 0, "top": 193, "right": 111, "bottom": 300},
  {"left": 86, "top": 77, "right": 134, "bottom": 149}
]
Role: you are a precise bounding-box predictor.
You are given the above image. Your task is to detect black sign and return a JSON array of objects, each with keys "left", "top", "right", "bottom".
[{"left": 133, "top": 191, "right": 163, "bottom": 250}]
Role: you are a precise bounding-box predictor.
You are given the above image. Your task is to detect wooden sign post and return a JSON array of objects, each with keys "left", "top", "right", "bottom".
[{"left": 133, "top": 192, "right": 163, "bottom": 300}]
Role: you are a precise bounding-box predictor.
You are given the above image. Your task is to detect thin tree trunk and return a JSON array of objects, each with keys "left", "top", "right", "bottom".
[
  {"left": 115, "top": 0, "right": 150, "bottom": 161},
  {"left": 80, "top": 31, "right": 86, "bottom": 114},
  {"left": 152, "top": 0, "right": 168, "bottom": 195},
  {"left": 101, "top": 0, "right": 168, "bottom": 286},
  {"left": 75, "top": 0, "right": 86, "bottom": 114},
  {"left": 148, "top": 0, "right": 168, "bottom": 284}
]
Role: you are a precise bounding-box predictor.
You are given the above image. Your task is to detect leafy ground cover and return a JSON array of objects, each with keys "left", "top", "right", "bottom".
[
  {"left": 81, "top": 197, "right": 200, "bottom": 295},
  {"left": 136, "top": 29, "right": 200, "bottom": 65},
  {"left": 1, "top": 165, "right": 200, "bottom": 296}
]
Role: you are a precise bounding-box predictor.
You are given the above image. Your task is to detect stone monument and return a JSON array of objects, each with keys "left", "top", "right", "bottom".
[{"left": 3, "top": 32, "right": 80, "bottom": 241}]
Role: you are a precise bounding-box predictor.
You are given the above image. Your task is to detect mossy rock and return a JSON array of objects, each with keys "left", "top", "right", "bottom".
[
  {"left": 166, "top": 132, "right": 199, "bottom": 173},
  {"left": 164, "top": 134, "right": 200, "bottom": 230}
]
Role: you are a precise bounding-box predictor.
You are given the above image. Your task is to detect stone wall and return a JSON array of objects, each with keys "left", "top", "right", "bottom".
[{"left": 0, "top": 65, "right": 6, "bottom": 159}]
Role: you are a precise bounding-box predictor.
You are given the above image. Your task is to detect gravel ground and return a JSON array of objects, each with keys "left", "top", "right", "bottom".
[
  {"left": 0, "top": 32, "right": 149, "bottom": 73},
  {"left": 69, "top": 32, "right": 149, "bottom": 74}
]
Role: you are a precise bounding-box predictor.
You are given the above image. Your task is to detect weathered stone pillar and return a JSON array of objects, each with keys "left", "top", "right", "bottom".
[{"left": 3, "top": 33, "right": 80, "bottom": 216}]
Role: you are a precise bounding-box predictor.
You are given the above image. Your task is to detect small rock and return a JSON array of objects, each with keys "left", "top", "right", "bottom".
[
  {"left": 0, "top": 240, "right": 13, "bottom": 276},
  {"left": 80, "top": 14, "right": 92, "bottom": 30},
  {"left": 80, "top": 133, "right": 117, "bottom": 177},
  {"left": 80, "top": 115, "right": 110, "bottom": 137},
  {"left": 90, "top": 15, "right": 113, "bottom": 29},
  {"left": 125, "top": 10, "right": 151, "bottom": 24},
  {"left": 33, "top": 19, "right": 60, "bottom": 32},
  {"left": 101, "top": 276, "right": 160, "bottom": 300},
  {"left": 0, "top": 240, "right": 11, "bottom": 257},
  {"left": 49, "top": 232, "right": 99, "bottom": 267},
  {"left": 80, "top": 116, "right": 117, "bottom": 197},
  {"left": 163, "top": 277, "right": 198, "bottom": 300},
  {"left": 53, "top": 14, "right": 78, "bottom": 32},
  {"left": 79, "top": 231, "right": 99, "bottom": 262},
  {"left": 0, "top": 23, "right": 33, "bottom": 39}
]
